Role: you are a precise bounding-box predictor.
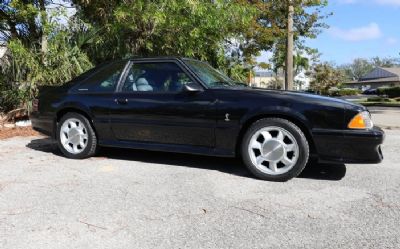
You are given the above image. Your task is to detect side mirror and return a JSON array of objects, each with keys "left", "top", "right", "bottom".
[{"left": 183, "top": 82, "right": 204, "bottom": 93}]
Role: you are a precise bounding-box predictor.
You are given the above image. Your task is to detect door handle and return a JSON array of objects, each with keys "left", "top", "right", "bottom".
[{"left": 114, "top": 98, "right": 128, "bottom": 104}]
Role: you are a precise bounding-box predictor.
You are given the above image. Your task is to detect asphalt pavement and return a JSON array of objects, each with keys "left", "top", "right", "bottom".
[
  {"left": 0, "top": 110, "right": 399, "bottom": 248},
  {"left": 368, "top": 106, "right": 400, "bottom": 129}
]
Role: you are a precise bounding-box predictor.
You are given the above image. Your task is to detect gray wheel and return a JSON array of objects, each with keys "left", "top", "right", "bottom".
[
  {"left": 241, "top": 118, "right": 309, "bottom": 181},
  {"left": 59, "top": 118, "right": 89, "bottom": 154},
  {"left": 248, "top": 126, "right": 299, "bottom": 175},
  {"left": 57, "top": 113, "right": 97, "bottom": 159}
]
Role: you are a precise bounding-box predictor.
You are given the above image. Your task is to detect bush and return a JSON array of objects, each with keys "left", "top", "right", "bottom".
[
  {"left": 377, "top": 86, "right": 400, "bottom": 98},
  {"left": 328, "top": 88, "right": 361, "bottom": 96},
  {"left": 394, "top": 97, "right": 400, "bottom": 102},
  {"left": 0, "top": 81, "right": 32, "bottom": 113},
  {"left": 340, "top": 88, "right": 361, "bottom": 96}
]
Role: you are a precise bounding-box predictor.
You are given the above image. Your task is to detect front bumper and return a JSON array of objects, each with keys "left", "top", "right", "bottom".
[{"left": 313, "top": 126, "right": 385, "bottom": 164}]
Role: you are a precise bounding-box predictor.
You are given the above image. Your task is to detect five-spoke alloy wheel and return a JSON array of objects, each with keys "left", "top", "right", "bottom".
[
  {"left": 57, "top": 113, "right": 97, "bottom": 159},
  {"left": 241, "top": 118, "right": 309, "bottom": 181}
]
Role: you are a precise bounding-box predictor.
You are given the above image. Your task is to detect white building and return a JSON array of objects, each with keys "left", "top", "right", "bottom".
[
  {"left": 251, "top": 70, "right": 310, "bottom": 90},
  {"left": 250, "top": 71, "right": 284, "bottom": 89},
  {"left": 294, "top": 71, "right": 310, "bottom": 90}
]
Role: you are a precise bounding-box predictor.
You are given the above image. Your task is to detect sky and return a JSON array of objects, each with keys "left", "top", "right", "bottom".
[{"left": 258, "top": 0, "right": 400, "bottom": 65}]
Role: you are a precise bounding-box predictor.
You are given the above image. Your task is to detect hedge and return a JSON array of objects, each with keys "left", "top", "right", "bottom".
[
  {"left": 328, "top": 88, "right": 361, "bottom": 96},
  {"left": 377, "top": 86, "right": 400, "bottom": 98}
]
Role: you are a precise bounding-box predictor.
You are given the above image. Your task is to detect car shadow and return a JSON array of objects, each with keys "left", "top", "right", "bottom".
[
  {"left": 26, "top": 137, "right": 346, "bottom": 181},
  {"left": 299, "top": 161, "right": 346, "bottom": 181}
]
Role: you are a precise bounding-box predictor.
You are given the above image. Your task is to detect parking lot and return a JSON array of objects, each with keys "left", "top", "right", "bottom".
[{"left": 0, "top": 110, "right": 399, "bottom": 248}]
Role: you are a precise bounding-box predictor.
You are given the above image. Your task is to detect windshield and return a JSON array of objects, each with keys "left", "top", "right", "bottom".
[{"left": 183, "top": 59, "right": 247, "bottom": 88}]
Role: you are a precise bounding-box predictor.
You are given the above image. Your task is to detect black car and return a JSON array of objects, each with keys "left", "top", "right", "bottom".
[
  {"left": 31, "top": 57, "right": 384, "bottom": 181},
  {"left": 363, "top": 88, "right": 378, "bottom": 95}
]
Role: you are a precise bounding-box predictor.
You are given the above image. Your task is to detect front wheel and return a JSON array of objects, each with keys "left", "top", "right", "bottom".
[
  {"left": 57, "top": 112, "right": 98, "bottom": 159},
  {"left": 241, "top": 118, "right": 309, "bottom": 181}
]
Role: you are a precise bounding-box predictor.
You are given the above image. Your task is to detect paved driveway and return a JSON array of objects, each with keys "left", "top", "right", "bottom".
[
  {"left": 369, "top": 106, "right": 400, "bottom": 129},
  {"left": 0, "top": 128, "right": 399, "bottom": 248}
]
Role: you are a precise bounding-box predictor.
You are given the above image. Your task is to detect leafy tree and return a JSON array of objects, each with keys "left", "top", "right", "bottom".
[
  {"left": 0, "top": 0, "right": 51, "bottom": 49},
  {"left": 370, "top": 56, "right": 400, "bottom": 68},
  {"left": 340, "top": 58, "right": 373, "bottom": 81},
  {"left": 70, "top": 0, "right": 254, "bottom": 66},
  {"left": 339, "top": 57, "right": 400, "bottom": 81},
  {"left": 1, "top": 2, "right": 92, "bottom": 112},
  {"left": 0, "top": 0, "right": 332, "bottom": 112},
  {"left": 309, "top": 62, "right": 345, "bottom": 94},
  {"left": 246, "top": 0, "right": 329, "bottom": 75}
]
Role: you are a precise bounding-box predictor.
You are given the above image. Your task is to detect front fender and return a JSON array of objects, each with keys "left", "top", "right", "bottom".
[{"left": 240, "top": 105, "right": 313, "bottom": 131}]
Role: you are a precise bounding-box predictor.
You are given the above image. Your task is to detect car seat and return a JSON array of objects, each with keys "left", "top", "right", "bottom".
[{"left": 136, "top": 78, "right": 153, "bottom": 91}]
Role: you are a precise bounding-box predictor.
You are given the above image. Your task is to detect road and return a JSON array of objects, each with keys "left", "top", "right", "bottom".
[
  {"left": 0, "top": 119, "right": 399, "bottom": 248},
  {"left": 368, "top": 106, "right": 400, "bottom": 129}
]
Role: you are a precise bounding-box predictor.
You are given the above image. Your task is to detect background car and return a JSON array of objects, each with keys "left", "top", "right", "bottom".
[{"left": 363, "top": 88, "right": 378, "bottom": 95}]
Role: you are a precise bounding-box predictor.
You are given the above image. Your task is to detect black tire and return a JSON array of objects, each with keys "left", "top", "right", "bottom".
[
  {"left": 56, "top": 112, "right": 98, "bottom": 159},
  {"left": 241, "top": 118, "right": 309, "bottom": 181}
]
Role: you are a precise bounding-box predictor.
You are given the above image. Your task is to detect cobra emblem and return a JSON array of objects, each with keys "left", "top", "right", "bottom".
[{"left": 225, "top": 113, "right": 230, "bottom": 122}]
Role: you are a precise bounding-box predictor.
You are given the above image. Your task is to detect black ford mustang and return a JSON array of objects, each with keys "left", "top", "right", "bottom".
[{"left": 31, "top": 57, "right": 384, "bottom": 181}]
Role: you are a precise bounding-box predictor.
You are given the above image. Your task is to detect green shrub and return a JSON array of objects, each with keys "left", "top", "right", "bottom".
[
  {"left": 340, "top": 88, "right": 361, "bottom": 96},
  {"left": 328, "top": 88, "right": 361, "bottom": 96},
  {"left": 377, "top": 86, "right": 400, "bottom": 98},
  {"left": 1, "top": 32, "right": 93, "bottom": 114},
  {"left": 394, "top": 97, "right": 400, "bottom": 102},
  {"left": 0, "top": 81, "right": 33, "bottom": 113}
]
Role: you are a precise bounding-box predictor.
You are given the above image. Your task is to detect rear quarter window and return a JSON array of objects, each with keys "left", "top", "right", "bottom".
[{"left": 76, "top": 61, "right": 127, "bottom": 93}]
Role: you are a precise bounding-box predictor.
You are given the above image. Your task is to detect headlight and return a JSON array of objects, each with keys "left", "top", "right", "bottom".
[{"left": 348, "top": 111, "right": 373, "bottom": 129}]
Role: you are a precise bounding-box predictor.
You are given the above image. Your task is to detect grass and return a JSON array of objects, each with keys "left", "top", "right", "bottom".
[
  {"left": 353, "top": 99, "right": 400, "bottom": 107},
  {"left": 350, "top": 97, "right": 400, "bottom": 107},
  {"left": 355, "top": 102, "right": 400, "bottom": 107}
]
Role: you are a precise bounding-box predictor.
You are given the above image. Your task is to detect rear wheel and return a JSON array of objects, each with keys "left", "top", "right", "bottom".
[
  {"left": 241, "top": 118, "right": 309, "bottom": 181},
  {"left": 57, "top": 112, "right": 97, "bottom": 159}
]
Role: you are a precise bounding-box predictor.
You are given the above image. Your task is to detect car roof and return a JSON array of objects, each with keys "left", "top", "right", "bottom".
[{"left": 129, "top": 56, "right": 201, "bottom": 62}]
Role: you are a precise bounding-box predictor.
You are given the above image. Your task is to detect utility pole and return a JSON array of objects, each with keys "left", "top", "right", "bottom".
[
  {"left": 285, "top": 3, "right": 294, "bottom": 90},
  {"left": 39, "top": 0, "right": 48, "bottom": 54}
]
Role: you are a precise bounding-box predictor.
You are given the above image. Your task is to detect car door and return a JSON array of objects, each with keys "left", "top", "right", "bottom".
[
  {"left": 69, "top": 60, "right": 128, "bottom": 141},
  {"left": 109, "top": 60, "right": 217, "bottom": 148}
]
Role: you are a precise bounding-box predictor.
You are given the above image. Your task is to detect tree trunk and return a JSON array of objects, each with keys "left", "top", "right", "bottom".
[
  {"left": 285, "top": 4, "right": 294, "bottom": 90},
  {"left": 39, "top": 0, "right": 48, "bottom": 54}
]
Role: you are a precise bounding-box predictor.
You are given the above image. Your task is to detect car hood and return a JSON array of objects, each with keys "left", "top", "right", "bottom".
[{"left": 225, "top": 87, "right": 366, "bottom": 111}]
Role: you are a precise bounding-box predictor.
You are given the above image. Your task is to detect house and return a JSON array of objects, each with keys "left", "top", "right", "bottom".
[
  {"left": 344, "top": 67, "right": 400, "bottom": 90},
  {"left": 294, "top": 71, "right": 310, "bottom": 90},
  {"left": 250, "top": 71, "right": 285, "bottom": 89},
  {"left": 251, "top": 70, "right": 310, "bottom": 90}
]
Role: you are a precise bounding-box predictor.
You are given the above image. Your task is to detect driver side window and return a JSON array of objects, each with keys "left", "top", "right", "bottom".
[{"left": 121, "top": 62, "right": 193, "bottom": 93}]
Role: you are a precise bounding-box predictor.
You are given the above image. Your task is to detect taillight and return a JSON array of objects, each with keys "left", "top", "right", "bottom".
[{"left": 32, "top": 99, "right": 39, "bottom": 112}]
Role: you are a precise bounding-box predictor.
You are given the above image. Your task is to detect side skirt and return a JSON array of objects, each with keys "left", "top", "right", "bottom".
[{"left": 98, "top": 139, "right": 235, "bottom": 158}]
